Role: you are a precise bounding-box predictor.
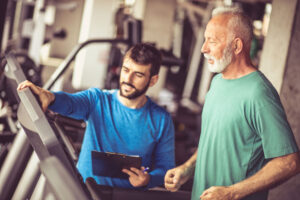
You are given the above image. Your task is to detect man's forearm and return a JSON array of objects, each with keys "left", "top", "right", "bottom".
[
  {"left": 182, "top": 150, "right": 198, "bottom": 178},
  {"left": 230, "top": 152, "right": 300, "bottom": 199}
]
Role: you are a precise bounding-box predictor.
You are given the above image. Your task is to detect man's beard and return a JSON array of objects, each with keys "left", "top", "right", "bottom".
[
  {"left": 204, "top": 44, "right": 233, "bottom": 73},
  {"left": 119, "top": 80, "right": 150, "bottom": 99}
]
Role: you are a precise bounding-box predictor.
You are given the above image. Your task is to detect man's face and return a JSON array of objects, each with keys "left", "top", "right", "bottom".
[
  {"left": 119, "top": 56, "right": 152, "bottom": 99},
  {"left": 201, "top": 16, "right": 233, "bottom": 73}
]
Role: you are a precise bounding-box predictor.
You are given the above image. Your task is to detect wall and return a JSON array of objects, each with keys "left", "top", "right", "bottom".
[
  {"left": 268, "top": 0, "right": 300, "bottom": 199},
  {"left": 72, "top": 0, "right": 119, "bottom": 90},
  {"left": 49, "top": 0, "right": 84, "bottom": 58},
  {"left": 259, "top": 0, "right": 297, "bottom": 92},
  {"left": 142, "top": 0, "right": 177, "bottom": 99}
]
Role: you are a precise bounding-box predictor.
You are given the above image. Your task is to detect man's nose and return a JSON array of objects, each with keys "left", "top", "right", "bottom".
[
  {"left": 201, "top": 41, "right": 209, "bottom": 54},
  {"left": 124, "top": 72, "right": 133, "bottom": 83}
]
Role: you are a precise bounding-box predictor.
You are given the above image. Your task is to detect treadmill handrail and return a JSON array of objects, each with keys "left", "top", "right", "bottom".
[
  {"left": 43, "top": 38, "right": 129, "bottom": 90},
  {"left": 40, "top": 156, "right": 89, "bottom": 200},
  {"left": 5, "top": 53, "right": 27, "bottom": 84},
  {"left": 17, "top": 88, "right": 61, "bottom": 158}
]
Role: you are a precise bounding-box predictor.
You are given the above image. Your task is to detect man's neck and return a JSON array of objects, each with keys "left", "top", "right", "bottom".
[
  {"left": 222, "top": 55, "right": 257, "bottom": 79},
  {"left": 117, "top": 91, "right": 148, "bottom": 109}
]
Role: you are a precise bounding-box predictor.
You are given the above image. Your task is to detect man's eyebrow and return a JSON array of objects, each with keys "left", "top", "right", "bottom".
[
  {"left": 122, "top": 65, "right": 146, "bottom": 76},
  {"left": 207, "top": 36, "right": 219, "bottom": 42}
]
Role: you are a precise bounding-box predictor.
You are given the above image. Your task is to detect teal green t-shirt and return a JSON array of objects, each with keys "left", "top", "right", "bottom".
[{"left": 191, "top": 71, "right": 298, "bottom": 200}]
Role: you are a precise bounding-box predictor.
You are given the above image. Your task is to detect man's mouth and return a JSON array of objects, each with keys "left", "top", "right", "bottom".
[
  {"left": 207, "top": 59, "right": 214, "bottom": 64},
  {"left": 122, "top": 82, "right": 136, "bottom": 91},
  {"left": 204, "top": 54, "right": 214, "bottom": 64}
]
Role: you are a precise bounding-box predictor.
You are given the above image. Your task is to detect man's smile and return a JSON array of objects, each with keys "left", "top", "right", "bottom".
[{"left": 121, "top": 82, "right": 136, "bottom": 93}]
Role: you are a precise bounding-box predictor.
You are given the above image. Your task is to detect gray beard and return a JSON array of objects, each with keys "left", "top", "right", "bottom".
[{"left": 205, "top": 45, "right": 233, "bottom": 73}]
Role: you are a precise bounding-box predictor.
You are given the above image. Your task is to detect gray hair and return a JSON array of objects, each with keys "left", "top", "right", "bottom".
[{"left": 212, "top": 6, "right": 253, "bottom": 50}]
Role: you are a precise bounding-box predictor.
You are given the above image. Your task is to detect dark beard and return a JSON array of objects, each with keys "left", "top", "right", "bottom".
[{"left": 119, "top": 80, "right": 150, "bottom": 99}]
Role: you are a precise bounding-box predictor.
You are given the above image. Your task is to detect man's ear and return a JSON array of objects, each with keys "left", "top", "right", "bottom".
[
  {"left": 149, "top": 75, "right": 159, "bottom": 87},
  {"left": 233, "top": 38, "right": 243, "bottom": 55}
]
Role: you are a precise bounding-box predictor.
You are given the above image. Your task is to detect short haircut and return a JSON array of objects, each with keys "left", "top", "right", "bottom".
[
  {"left": 212, "top": 6, "right": 253, "bottom": 50},
  {"left": 125, "top": 43, "right": 162, "bottom": 76}
]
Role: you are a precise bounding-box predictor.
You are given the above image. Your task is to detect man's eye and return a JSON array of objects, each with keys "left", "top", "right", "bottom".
[{"left": 135, "top": 73, "right": 143, "bottom": 78}]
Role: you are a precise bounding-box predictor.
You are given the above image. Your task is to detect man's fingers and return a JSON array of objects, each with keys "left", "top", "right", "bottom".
[
  {"left": 165, "top": 172, "right": 180, "bottom": 192},
  {"left": 200, "top": 191, "right": 208, "bottom": 198},
  {"left": 165, "top": 170, "right": 175, "bottom": 181},
  {"left": 164, "top": 170, "right": 182, "bottom": 192},
  {"left": 42, "top": 102, "right": 48, "bottom": 112},
  {"left": 122, "top": 168, "right": 137, "bottom": 177},
  {"left": 165, "top": 182, "right": 179, "bottom": 192},
  {"left": 130, "top": 167, "right": 143, "bottom": 176},
  {"left": 200, "top": 188, "right": 212, "bottom": 199},
  {"left": 164, "top": 182, "right": 174, "bottom": 188},
  {"left": 19, "top": 81, "right": 38, "bottom": 92},
  {"left": 18, "top": 80, "right": 40, "bottom": 95},
  {"left": 165, "top": 176, "right": 175, "bottom": 184},
  {"left": 18, "top": 80, "right": 54, "bottom": 113},
  {"left": 17, "top": 80, "right": 31, "bottom": 90},
  {"left": 17, "top": 80, "right": 29, "bottom": 90}
]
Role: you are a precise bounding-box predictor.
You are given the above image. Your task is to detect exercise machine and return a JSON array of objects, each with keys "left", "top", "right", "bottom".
[{"left": 5, "top": 52, "right": 190, "bottom": 199}]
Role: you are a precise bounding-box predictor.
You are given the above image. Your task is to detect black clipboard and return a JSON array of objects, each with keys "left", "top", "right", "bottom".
[{"left": 91, "top": 151, "right": 142, "bottom": 179}]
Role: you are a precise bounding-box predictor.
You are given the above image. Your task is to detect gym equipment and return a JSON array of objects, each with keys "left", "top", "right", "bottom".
[
  {"left": 43, "top": 15, "right": 183, "bottom": 91},
  {"left": 6, "top": 52, "right": 190, "bottom": 199},
  {"left": 40, "top": 156, "right": 89, "bottom": 200},
  {"left": 0, "top": 52, "right": 41, "bottom": 141},
  {"left": 0, "top": 53, "right": 34, "bottom": 200},
  {"left": 3, "top": 52, "right": 91, "bottom": 199},
  {"left": 0, "top": 129, "right": 32, "bottom": 200}
]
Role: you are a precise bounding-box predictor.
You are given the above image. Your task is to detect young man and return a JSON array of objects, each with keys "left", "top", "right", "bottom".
[
  {"left": 164, "top": 7, "right": 300, "bottom": 200},
  {"left": 18, "top": 43, "right": 175, "bottom": 189}
]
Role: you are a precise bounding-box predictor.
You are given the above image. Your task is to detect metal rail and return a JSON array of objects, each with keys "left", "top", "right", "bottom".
[{"left": 43, "top": 39, "right": 129, "bottom": 90}]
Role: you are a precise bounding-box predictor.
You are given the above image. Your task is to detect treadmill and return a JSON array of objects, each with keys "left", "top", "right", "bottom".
[
  {"left": 0, "top": 54, "right": 33, "bottom": 200},
  {"left": 5, "top": 52, "right": 92, "bottom": 199},
  {"left": 6, "top": 52, "right": 191, "bottom": 200}
]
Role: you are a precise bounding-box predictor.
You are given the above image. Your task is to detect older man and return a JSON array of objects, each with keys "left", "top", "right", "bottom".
[{"left": 164, "top": 7, "right": 300, "bottom": 200}]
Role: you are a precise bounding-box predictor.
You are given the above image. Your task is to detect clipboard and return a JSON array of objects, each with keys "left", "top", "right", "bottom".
[{"left": 91, "top": 151, "right": 142, "bottom": 179}]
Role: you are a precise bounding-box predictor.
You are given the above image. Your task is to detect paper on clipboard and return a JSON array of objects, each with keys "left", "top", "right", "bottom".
[{"left": 91, "top": 151, "right": 142, "bottom": 179}]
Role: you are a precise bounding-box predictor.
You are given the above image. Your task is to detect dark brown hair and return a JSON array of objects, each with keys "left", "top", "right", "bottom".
[{"left": 126, "top": 43, "right": 162, "bottom": 76}]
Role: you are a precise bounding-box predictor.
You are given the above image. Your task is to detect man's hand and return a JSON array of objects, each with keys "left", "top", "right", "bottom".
[
  {"left": 165, "top": 151, "right": 197, "bottom": 192},
  {"left": 122, "top": 167, "right": 150, "bottom": 187},
  {"left": 164, "top": 166, "right": 190, "bottom": 192},
  {"left": 200, "top": 186, "right": 235, "bottom": 200},
  {"left": 17, "top": 80, "right": 55, "bottom": 112}
]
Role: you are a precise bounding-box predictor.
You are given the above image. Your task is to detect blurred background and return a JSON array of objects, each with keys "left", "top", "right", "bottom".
[{"left": 0, "top": 0, "right": 299, "bottom": 199}]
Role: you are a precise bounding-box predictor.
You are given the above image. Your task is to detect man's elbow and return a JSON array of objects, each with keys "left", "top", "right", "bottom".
[
  {"left": 290, "top": 152, "right": 300, "bottom": 175},
  {"left": 295, "top": 152, "right": 300, "bottom": 174}
]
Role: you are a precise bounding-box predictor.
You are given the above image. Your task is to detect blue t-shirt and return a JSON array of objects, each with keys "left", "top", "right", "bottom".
[{"left": 49, "top": 89, "right": 175, "bottom": 189}]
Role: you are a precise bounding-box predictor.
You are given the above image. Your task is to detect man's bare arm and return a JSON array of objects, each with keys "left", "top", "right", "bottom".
[
  {"left": 182, "top": 150, "right": 198, "bottom": 176},
  {"left": 17, "top": 80, "right": 55, "bottom": 112},
  {"left": 201, "top": 152, "right": 300, "bottom": 200},
  {"left": 231, "top": 152, "right": 300, "bottom": 199},
  {"left": 165, "top": 150, "right": 198, "bottom": 191}
]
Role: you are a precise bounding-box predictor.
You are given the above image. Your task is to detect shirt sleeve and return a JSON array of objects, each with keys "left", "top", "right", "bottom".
[
  {"left": 253, "top": 98, "right": 299, "bottom": 159},
  {"left": 49, "top": 88, "right": 98, "bottom": 121},
  {"left": 147, "top": 113, "right": 175, "bottom": 188}
]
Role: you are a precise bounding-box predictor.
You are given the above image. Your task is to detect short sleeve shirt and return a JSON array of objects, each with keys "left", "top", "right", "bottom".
[{"left": 191, "top": 71, "right": 298, "bottom": 200}]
